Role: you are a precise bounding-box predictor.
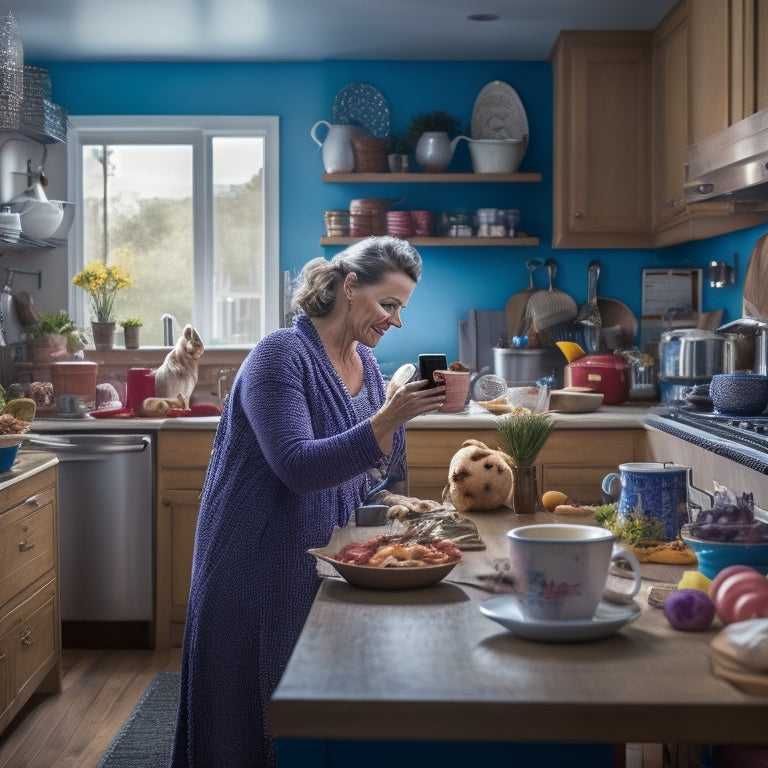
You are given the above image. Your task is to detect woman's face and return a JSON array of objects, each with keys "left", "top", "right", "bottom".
[{"left": 347, "top": 270, "right": 416, "bottom": 348}]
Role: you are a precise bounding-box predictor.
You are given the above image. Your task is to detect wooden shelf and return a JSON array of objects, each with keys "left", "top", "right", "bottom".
[
  {"left": 319, "top": 236, "right": 540, "bottom": 247},
  {"left": 321, "top": 172, "right": 542, "bottom": 183}
]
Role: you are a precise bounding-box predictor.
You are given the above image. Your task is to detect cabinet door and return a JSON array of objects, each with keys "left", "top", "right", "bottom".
[
  {"left": 551, "top": 32, "right": 653, "bottom": 248},
  {"left": 653, "top": 2, "right": 689, "bottom": 225}
]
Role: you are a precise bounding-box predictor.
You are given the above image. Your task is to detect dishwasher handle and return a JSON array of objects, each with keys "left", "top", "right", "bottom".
[{"left": 27, "top": 436, "right": 151, "bottom": 455}]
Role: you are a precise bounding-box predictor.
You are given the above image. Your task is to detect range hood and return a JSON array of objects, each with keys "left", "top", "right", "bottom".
[{"left": 684, "top": 107, "right": 768, "bottom": 205}]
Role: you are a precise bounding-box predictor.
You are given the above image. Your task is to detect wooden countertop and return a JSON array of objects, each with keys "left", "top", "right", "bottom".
[{"left": 270, "top": 508, "right": 767, "bottom": 745}]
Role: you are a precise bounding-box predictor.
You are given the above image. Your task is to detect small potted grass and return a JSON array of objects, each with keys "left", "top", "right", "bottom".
[{"left": 120, "top": 318, "right": 143, "bottom": 349}]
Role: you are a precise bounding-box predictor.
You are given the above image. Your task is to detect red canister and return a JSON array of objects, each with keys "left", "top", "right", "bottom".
[
  {"left": 566, "top": 354, "right": 630, "bottom": 405},
  {"left": 126, "top": 367, "right": 156, "bottom": 415}
]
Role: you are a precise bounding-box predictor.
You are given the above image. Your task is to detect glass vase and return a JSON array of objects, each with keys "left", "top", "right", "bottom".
[{"left": 510, "top": 465, "right": 544, "bottom": 516}]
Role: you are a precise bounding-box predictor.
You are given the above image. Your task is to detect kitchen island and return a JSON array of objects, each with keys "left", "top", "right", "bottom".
[{"left": 269, "top": 508, "right": 767, "bottom": 767}]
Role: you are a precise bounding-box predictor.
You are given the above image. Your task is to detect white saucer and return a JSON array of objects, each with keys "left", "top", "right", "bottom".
[{"left": 479, "top": 595, "right": 641, "bottom": 643}]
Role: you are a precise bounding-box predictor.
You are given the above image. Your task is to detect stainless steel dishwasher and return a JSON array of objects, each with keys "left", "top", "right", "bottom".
[{"left": 27, "top": 433, "right": 153, "bottom": 624}]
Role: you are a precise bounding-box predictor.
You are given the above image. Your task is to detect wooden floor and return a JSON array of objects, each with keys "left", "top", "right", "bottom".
[{"left": 0, "top": 648, "right": 181, "bottom": 768}]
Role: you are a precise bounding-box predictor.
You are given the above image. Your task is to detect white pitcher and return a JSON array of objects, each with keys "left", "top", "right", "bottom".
[{"left": 310, "top": 121, "right": 367, "bottom": 174}]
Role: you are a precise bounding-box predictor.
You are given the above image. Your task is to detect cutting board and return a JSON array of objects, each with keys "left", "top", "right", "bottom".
[{"left": 743, "top": 232, "right": 768, "bottom": 319}]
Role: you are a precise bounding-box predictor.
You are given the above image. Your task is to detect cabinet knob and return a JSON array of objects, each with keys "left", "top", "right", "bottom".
[
  {"left": 20, "top": 629, "right": 33, "bottom": 647},
  {"left": 162, "top": 498, "right": 170, "bottom": 507},
  {"left": 573, "top": 211, "right": 583, "bottom": 218},
  {"left": 18, "top": 540, "right": 35, "bottom": 552}
]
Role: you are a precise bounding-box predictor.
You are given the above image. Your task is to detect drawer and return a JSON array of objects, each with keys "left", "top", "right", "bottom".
[
  {"left": 0, "top": 576, "right": 58, "bottom": 726},
  {"left": 0, "top": 487, "right": 56, "bottom": 610}
]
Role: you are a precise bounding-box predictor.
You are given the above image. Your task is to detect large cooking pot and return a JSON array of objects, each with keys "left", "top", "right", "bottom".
[
  {"left": 493, "top": 346, "right": 566, "bottom": 387},
  {"left": 658, "top": 329, "right": 725, "bottom": 379},
  {"left": 566, "top": 353, "right": 630, "bottom": 404},
  {"left": 718, "top": 317, "right": 768, "bottom": 375}
]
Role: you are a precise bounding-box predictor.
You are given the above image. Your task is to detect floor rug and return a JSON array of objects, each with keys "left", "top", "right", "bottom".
[{"left": 97, "top": 671, "right": 180, "bottom": 768}]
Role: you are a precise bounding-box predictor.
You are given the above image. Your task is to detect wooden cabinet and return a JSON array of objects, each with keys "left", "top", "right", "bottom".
[
  {"left": 552, "top": 8, "right": 768, "bottom": 249},
  {"left": 0, "top": 463, "right": 61, "bottom": 735},
  {"left": 550, "top": 32, "right": 654, "bottom": 249},
  {"left": 320, "top": 172, "right": 542, "bottom": 247},
  {"left": 155, "top": 430, "right": 215, "bottom": 649},
  {"left": 652, "top": 1, "right": 689, "bottom": 226},
  {"left": 406, "top": 426, "right": 649, "bottom": 504}
]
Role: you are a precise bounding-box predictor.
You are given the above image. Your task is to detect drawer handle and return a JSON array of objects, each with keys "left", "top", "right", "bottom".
[
  {"left": 18, "top": 540, "right": 35, "bottom": 552},
  {"left": 23, "top": 495, "right": 41, "bottom": 508},
  {"left": 20, "top": 629, "right": 33, "bottom": 647},
  {"left": 0, "top": 650, "right": 6, "bottom": 660}
]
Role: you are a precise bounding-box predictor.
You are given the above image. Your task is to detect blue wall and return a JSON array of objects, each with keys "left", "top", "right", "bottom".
[{"left": 36, "top": 58, "right": 768, "bottom": 374}]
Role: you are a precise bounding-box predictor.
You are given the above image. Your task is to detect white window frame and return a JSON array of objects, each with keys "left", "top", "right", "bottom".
[{"left": 66, "top": 115, "right": 280, "bottom": 345}]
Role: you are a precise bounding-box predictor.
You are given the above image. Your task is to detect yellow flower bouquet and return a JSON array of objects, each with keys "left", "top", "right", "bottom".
[{"left": 72, "top": 260, "right": 132, "bottom": 323}]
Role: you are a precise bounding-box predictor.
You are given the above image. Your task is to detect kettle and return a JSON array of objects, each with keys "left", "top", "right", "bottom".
[{"left": 718, "top": 318, "right": 768, "bottom": 375}]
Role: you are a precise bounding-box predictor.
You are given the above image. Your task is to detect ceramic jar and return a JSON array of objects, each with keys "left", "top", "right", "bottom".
[{"left": 415, "top": 131, "right": 453, "bottom": 173}]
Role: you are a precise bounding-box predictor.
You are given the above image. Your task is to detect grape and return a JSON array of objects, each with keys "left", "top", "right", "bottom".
[{"left": 663, "top": 589, "right": 716, "bottom": 631}]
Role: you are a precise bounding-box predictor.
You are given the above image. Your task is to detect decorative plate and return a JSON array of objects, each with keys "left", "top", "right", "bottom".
[
  {"left": 309, "top": 547, "right": 458, "bottom": 590},
  {"left": 471, "top": 80, "right": 529, "bottom": 146},
  {"left": 333, "top": 82, "right": 391, "bottom": 138},
  {"left": 479, "top": 595, "right": 641, "bottom": 643}
]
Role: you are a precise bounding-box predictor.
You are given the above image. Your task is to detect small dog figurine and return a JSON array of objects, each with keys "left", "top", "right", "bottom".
[{"left": 154, "top": 324, "right": 205, "bottom": 408}]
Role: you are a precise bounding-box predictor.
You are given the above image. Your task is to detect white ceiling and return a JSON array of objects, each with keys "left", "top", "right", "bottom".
[{"left": 4, "top": 0, "right": 677, "bottom": 62}]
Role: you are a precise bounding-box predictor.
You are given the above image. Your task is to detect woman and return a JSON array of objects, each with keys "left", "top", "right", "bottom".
[{"left": 171, "top": 236, "right": 445, "bottom": 767}]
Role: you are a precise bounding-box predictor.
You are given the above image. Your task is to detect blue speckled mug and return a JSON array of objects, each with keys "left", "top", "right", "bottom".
[{"left": 601, "top": 462, "right": 691, "bottom": 541}]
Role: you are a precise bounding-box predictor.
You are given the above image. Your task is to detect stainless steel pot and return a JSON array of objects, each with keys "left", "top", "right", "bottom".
[
  {"left": 658, "top": 329, "right": 725, "bottom": 379},
  {"left": 718, "top": 317, "right": 768, "bottom": 375},
  {"left": 493, "top": 346, "right": 566, "bottom": 387}
]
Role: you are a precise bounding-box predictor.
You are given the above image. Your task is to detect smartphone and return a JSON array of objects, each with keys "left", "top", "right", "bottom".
[{"left": 418, "top": 354, "right": 448, "bottom": 388}]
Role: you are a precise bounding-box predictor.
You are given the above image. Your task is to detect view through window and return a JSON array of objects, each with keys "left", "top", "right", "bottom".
[{"left": 67, "top": 117, "right": 279, "bottom": 347}]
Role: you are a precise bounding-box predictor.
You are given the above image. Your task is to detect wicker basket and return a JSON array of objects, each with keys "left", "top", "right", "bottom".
[{"left": 351, "top": 136, "right": 388, "bottom": 173}]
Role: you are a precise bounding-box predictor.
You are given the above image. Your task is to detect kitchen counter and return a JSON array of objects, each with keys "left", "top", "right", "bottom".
[
  {"left": 407, "top": 403, "right": 651, "bottom": 430},
  {"left": 29, "top": 415, "right": 220, "bottom": 432},
  {"left": 0, "top": 449, "right": 58, "bottom": 491},
  {"left": 270, "top": 508, "right": 767, "bottom": 748}
]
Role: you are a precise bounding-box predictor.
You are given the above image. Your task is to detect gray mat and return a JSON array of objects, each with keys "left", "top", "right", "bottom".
[{"left": 97, "top": 671, "right": 180, "bottom": 768}]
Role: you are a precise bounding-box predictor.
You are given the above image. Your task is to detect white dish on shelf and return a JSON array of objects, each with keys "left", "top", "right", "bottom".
[
  {"left": 471, "top": 80, "right": 529, "bottom": 151},
  {"left": 479, "top": 594, "right": 641, "bottom": 642}
]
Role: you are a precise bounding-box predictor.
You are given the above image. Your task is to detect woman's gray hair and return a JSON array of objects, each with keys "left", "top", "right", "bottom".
[{"left": 291, "top": 236, "right": 422, "bottom": 317}]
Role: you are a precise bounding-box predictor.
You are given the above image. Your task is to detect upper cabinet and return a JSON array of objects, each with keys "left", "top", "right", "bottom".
[
  {"left": 550, "top": 32, "right": 653, "bottom": 249},
  {"left": 552, "top": 0, "right": 768, "bottom": 249}
]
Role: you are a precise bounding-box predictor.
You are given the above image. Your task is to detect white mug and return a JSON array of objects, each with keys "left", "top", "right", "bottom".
[{"left": 507, "top": 523, "right": 642, "bottom": 621}]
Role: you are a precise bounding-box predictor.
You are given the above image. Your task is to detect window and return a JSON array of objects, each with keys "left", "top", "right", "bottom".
[{"left": 67, "top": 116, "right": 279, "bottom": 346}]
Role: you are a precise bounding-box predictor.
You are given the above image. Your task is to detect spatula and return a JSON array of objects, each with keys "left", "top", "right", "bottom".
[{"left": 505, "top": 258, "right": 542, "bottom": 341}]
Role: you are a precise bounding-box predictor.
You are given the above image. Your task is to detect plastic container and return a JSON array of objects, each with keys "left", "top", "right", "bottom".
[{"left": 49, "top": 361, "right": 98, "bottom": 412}]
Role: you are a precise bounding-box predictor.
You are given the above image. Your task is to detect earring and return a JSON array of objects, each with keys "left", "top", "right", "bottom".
[{"left": 347, "top": 298, "right": 353, "bottom": 312}]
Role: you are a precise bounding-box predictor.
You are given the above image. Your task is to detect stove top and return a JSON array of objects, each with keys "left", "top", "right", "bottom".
[{"left": 646, "top": 406, "right": 768, "bottom": 473}]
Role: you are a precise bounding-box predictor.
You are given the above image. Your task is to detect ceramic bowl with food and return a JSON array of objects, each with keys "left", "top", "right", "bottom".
[
  {"left": 681, "top": 524, "right": 768, "bottom": 579},
  {"left": 709, "top": 373, "right": 768, "bottom": 416}
]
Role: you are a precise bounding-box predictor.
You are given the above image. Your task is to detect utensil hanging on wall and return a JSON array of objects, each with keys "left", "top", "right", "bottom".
[
  {"left": 574, "top": 260, "right": 603, "bottom": 353},
  {"left": 525, "top": 258, "right": 577, "bottom": 336},
  {"left": 505, "top": 258, "right": 542, "bottom": 341},
  {"left": 9, "top": 160, "right": 64, "bottom": 240}
]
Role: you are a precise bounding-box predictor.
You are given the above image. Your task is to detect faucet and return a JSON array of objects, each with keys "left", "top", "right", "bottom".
[{"left": 162, "top": 313, "right": 177, "bottom": 346}]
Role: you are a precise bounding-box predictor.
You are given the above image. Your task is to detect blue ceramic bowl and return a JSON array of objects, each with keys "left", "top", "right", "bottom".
[
  {"left": 681, "top": 524, "right": 768, "bottom": 579},
  {"left": 0, "top": 444, "right": 20, "bottom": 473},
  {"left": 709, "top": 373, "right": 768, "bottom": 416}
]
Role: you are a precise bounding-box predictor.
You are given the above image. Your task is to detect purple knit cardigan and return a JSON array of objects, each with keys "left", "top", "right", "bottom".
[{"left": 171, "top": 315, "right": 403, "bottom": 767}]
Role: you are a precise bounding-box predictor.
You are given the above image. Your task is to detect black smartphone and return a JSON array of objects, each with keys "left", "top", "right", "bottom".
[{"left": 418, "top": 354, "right": 448, "bottom": 388}]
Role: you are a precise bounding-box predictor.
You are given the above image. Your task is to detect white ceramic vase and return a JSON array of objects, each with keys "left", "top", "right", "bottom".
[{"left": 415, "top": 131, "right": 453, "bottom": 173}]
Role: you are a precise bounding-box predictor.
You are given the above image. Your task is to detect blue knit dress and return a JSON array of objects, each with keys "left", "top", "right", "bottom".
[{"left": 171, "top": 315, "right": 403, "bottom": 767}]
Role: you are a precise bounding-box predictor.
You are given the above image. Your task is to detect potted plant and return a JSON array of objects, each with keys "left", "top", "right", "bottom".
[
  {"left": 405, "top": 111, "right": 463, "bottom": 173},
  {"left": 386, "top": 133, "right": 413, "bottom": 173},
  {"left": 496, "top": 411, "right": 555, "bottom": 514},
  {"left": 120, "top": 318, "right": 143, "bottom": 349},
  {"left": 26, "top": 311, "right": 85, "bottom": 362},
  {"left": 72, "top": 259, "right": 133, "bottom": 350}
]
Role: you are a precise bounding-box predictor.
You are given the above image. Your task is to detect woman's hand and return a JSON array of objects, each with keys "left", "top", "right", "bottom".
[{"left": 371, "top": 379, "right": 445, "bottom": 454}]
